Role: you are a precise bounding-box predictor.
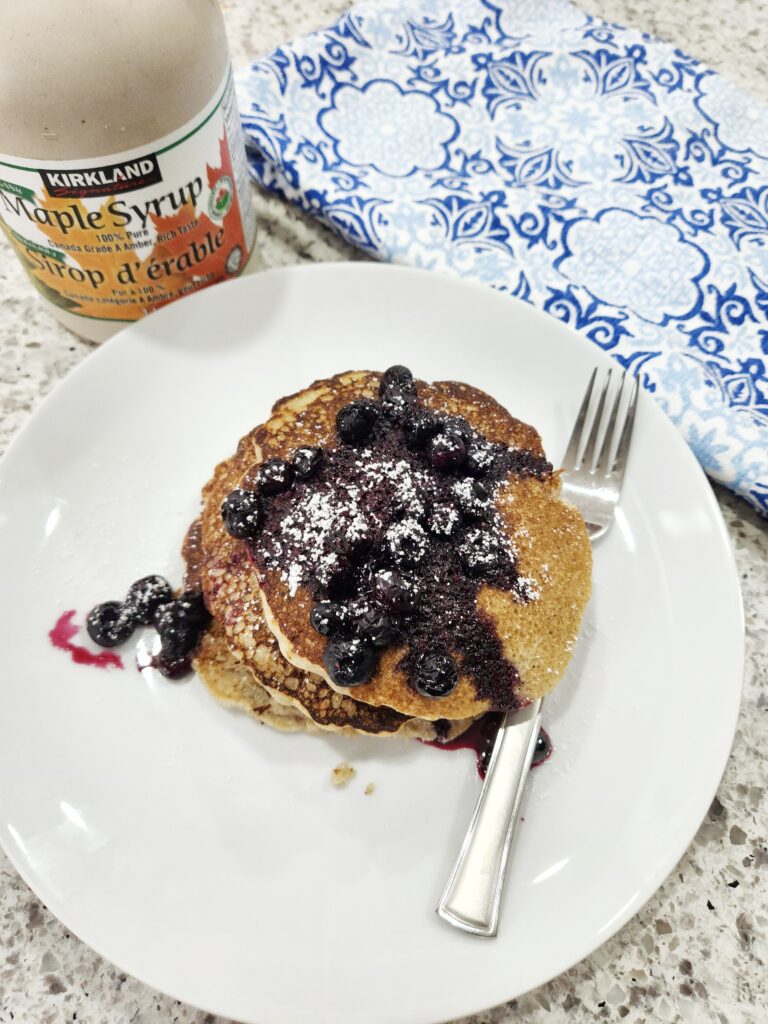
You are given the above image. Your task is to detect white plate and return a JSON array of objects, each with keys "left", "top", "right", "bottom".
[{"left": 0, "top": 265, "right": 743, "bottom": 1024}]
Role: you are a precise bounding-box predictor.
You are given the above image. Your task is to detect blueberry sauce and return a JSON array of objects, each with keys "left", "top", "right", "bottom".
[
  {"left": 49, "top": 610, "right": 124, "bottom": 670},
  {"left": 243, "top": 368, "right": 552, "bottom": 706},
  {"left": 422, "top": 715, "right": 553, "bottom": 778}
]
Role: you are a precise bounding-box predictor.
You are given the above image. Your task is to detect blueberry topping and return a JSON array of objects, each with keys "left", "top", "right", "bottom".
[
  {"left": 125, "top": 575, "right": 174, "bottom": 625},
  {"left": 427, "top": 502, "right": 461, "bottom": 538},
  {"left": 427, "top": 430, "right": 466, "bottom": 471},
  {"left": 465, "top": 440, "right": 496, "bottom": 476},
  {"left": 292, "top": 446, "right": 323, "bottom": 480},
  {"left": 443, "top": 415, "right": 473, "bottom": 441},
  {"left": 323, "top": 638, "right": 376, "bottom": 687},
  {"left": 336, "top": 399, "right": 379, "bottom": 444},
  {"left": 310, "top": 601, "right": 351, "bottom": 637},
  {"left": 403, "top": 408, "right": 441, "bottom": 449},
  {"left": 86, "top": 601, "right": 135, "bottom": 648},
  {"left": 315, "top": 553, "right": 356, "bottom": 597},
  {"left": 374, "top": 569, "right": 419, "bottom": 614},
  {"left": 413, "top": 649, "right": 459, "bottom": 698},
  {"left": 221, "top": 488, "right": 262, "bottom": 539},
  {"left": 175, "top": 589, "right": 210, "bottom": 627},
  {"left": 380, "top": 365, "right": 415, "bottom": 395},
  {"left": 354, "top": 606, "right": 397, "bottom": 649},
  {"left": 328, "top": 519, "right": 374, "bottom": 561},
  {"left": 452, "top": 478, "right": 491, "bottom": 519},
  {"left": 153, "top": 602, "right": 200, "bottom": 660},
  {"left": 257, "top": 458, "right": 293, "bottom": 496},
  {"left": 241, "top": 368, "right": 532, "bottom": 708},
  {"left": 381, "top": 386, "right": 417, "bottom": 423},
  {"left": 383, "top": 518, "right": 429, "bottom": 568},
  {"left": 458, "top": 528, "right": 502, "bottom": 576}
]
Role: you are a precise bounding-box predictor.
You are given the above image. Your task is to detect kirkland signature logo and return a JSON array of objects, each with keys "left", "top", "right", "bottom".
[{"left": 39, "top": 156, "right": 162, "bottom": 198}]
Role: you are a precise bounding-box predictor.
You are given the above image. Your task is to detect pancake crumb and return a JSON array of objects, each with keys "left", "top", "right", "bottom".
[
  {"left": 364, "top": 782, "right": 375, "bottom": 796},
  {"left": 331, "top": 762, "right": 357, "bottom": 788}
]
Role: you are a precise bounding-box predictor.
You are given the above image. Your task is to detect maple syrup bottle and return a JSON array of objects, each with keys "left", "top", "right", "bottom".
[{"left": 0, "top": 0, "right": 257, "bottom": 342}]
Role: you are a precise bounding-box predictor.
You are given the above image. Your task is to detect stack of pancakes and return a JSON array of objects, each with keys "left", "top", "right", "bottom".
[{"left": 187, "top": 371, "right": 592, "bottom": 742}]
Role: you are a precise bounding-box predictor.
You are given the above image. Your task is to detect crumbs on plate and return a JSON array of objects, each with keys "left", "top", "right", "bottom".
[{"left": 331, "top": 762, "right": 357, "bottom": 788}]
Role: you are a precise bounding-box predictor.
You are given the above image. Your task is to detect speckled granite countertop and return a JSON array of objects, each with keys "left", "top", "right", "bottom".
[{"left": 0, "top": 2, "right": 766, "bottom": 1022}]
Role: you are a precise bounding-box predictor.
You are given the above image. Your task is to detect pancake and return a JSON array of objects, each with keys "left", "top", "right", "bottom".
[
  {"left": 194, "top": 619, "right": 318, "bottom": 734},
  {"left": 192, "top": 466, "right": 475, "bottom": 741},
  {"left": 213, "top": 370, "right": 592, "bottom": 722}
]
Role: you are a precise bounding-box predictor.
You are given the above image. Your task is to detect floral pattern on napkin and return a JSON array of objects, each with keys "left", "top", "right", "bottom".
[{"left": 238, "top": 0, "right": 768, "bottom": 514}]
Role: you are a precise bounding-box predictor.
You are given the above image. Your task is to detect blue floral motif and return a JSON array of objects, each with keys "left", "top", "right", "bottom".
[
  {"left": 238, "top": 0, "right": 768, "bottom": 514},
  {"left": 497, "top": 139, "right": 582, "bottom": 188},
  {"left": 294, "top": 36, "right": 357, "bottom": 97},
  {"left": 695, "top": 72, "right": 768, "bottom": 159},
  {"left": 641, "top": 185, "right": 714, "bottom": 237},
  {"left": 420, "top": 191, "right": 512, "bottom": 251},
  {"left": 476, "top": 50, "right": 548, "bottom": 115},
  {"left": 391, "top": 13, "right": 458, "bottom": 57},
  {"left": 319, "top": 79, "right": 459, "bottom": 176},
  {"left": 572, "top": 46, "right": 653, "bottom": 102},
  {"left": 556, "top": 209, "right": 709, "bottom": 325},
  {"left": 719, "top": 186, "right": 768, "bottom": 250},
  {"left": 615, "top": 119, "right": 682, "bottom": 185}
]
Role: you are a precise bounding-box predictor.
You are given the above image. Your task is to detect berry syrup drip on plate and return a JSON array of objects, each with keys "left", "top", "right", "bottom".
[
  {"left": 225, "top": 365, "right": 552, "bottom": 707},
  {"left": 49, "top": 610, "right": 124, "bottom": 670},
  {"left": 422, "top": 717, "right": 553, "bottom": 778}
]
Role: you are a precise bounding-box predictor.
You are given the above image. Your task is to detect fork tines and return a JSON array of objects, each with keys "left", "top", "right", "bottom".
[{"left": 564, "top": 368, "right": 639, "bottom": 479}]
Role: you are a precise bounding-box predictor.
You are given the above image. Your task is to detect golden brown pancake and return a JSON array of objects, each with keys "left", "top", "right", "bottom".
[
  {"left": 194, "top": 620, "right": 320, "bottom": 734},
  {"left": 206, "top": 371, "right": 592, "bottom": 722}
]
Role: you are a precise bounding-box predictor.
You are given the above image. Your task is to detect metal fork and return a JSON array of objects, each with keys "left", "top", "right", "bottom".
[{"left": 436, "top": 367, "right": 639, "bottom": 938}]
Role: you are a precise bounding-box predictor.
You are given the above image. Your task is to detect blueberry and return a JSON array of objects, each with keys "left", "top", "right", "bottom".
[
  {"left": 427, "top": 502, "right": 461, "bottom": 538},
  {"left": 310, "top": 601, "right": 351, "bottom": 637},
  {"left": 383, "top": 518, "right": 428, "bottom": 568},
  {"left": 379, "top": 365, "right": 415, "bottom": 396},
  {"left": 175, "top": 589, "right": 210, "bottom": 627},
  {"left": 458, "top": 528, "right": 502, "bottom": 577},
  {"left": 323, "top": 638, "right": 376, "bottom": 687},
  {"left": 452, "top": 478, "right": 491, "bottom": 519},
  {"left": 155, "top": 653, "right": 193, "bottom": 681},
  {"left": 328, "top": 519, "right": 374, "bottom": 561},
  {"left": 86, "top": 601, "right": 135, "bottom": 648},
  {"left": 257, "top": 458, "right": 293, "bottom": 496},
  {"left": 374, "top": 569, "right": 419, "bottom": 614},
  {"left": 125, "top": 575, "right": 174, "bottom": 625},
  {"left": 427, "top": 431, "right": 466, "bottom": 471},
  {"left": 221, "top": 488, "right": 262, "bottom": 539},
  {"left": 381, "top": 386, "right": 417, "bottom": 424},
  {"left": 413, "top": 649, "right": 458, "bottom": 698},
  {"left": 465, "top": 440, "right": 497, "bottom": 476},
  {"left": 292, "top": 446, "right": 323, "bottom": 480},
  {"left": 443, "top": 415, "right": 473, "bottom": 441},
  {"left": 391, "top": 488, "right": 428, "bottom": 524},
  {"left": 153, "top": 602, "right": 199, "bottom": 660},
  {"left": 315, "top": 553, "right": 356, "bottom": 597},
  {"left": 532, "top": 731, "right": 552, "bottom": 766},
  {"left": 403, "top": 408, "right": 440, "bottom": 449},
  {"left": 336, "top": 400, "right": 378, "bottom": 444},
  {"left": 346, "top": 595, "right": 373, "bottom": 620},
  {"left": 354, "top": 606, "right": 397, "bottom": 649}
]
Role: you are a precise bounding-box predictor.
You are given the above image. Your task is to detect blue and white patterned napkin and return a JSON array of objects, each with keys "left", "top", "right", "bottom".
[{"left": 237, "top": 0, "right": 768, "bottom": 514}]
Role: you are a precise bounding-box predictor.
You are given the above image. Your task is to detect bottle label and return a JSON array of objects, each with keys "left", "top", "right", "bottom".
[{"left": 0, "top": 66, "right": 257, "bottom": 323}]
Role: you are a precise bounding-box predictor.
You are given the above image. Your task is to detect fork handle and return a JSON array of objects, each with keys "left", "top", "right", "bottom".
[{"left": 436, "top": 699, "right": 543, "bottom": 937}]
